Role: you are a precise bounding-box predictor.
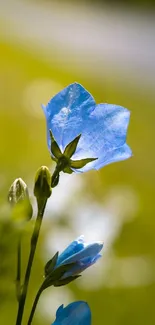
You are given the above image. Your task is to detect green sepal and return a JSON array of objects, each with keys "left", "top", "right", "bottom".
[
  {"left": 54, "top": 275, "right": 81, "bottom": 287},
  {"left": 48, "top": 262, "right": 75, "bottom": 281},
  {"left": 70, "top": 157, "right": 97, "bottom": 169},
  {"left": 50, "top": 130, "right": 62, "bottom": 159},
  {"left": 44, "top": 252, "right": 59, "bottom": 277},
  {"left": 64, "top": 134, "right": 81, "bottom": 158},
  {"left": 51, "top": 156, "right": 57, "bottom": 163},
  {"left": 42, "top": 262, "right": 76, "bottom": 290},
  {"left": 34, "top": 166, "right": 52, "bottom": 199},
  {"left": 63, "top": 166, "right": 73, "bottom": 174}
]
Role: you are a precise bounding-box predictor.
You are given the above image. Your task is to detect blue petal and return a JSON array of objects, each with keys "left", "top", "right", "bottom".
[
  {"left": 62, "top": 254, "right": 102, "bottom": 278},
  {"left": 56, "top": 236, "right": 85, "bottom": 266},
  {"left": 42, "top": 83, "right": 95, "bottom": 152},
  {"left": 75, "top": 143, "right": 132, "bottom": 172},
  {"left": 71, "top": 103, "right": 131, "bottom": 161},
  {"left": 52, "top": 301, "right": 91, "bottom": 325},
  {"left": 61, "top": 242, "right": 103, "bottom": 265}
]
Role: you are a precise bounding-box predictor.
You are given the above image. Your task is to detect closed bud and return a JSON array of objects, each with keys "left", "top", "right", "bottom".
[
  {"left": 8, "top": 178, "right": 28, "bottom": 205},
  {"left": 8, "top": 178, "right": 33, "bottom": 221},
  {"left": 34, "top": 166, "right": 52, "bottom": 200}
]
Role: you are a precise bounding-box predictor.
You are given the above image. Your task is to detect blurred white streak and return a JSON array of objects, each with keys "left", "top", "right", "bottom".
[
  {"left": 68, "top": 186, "right": 138, "bottom": 247},
  {"left": 105, "top": 256, "right": 154, "bottom": 288},
  {"left": 45, "top": 226, "right": 76, "bottom": 260},
  {"left": 45, "top": 173, "right": 83, "bottom": 219},
  {"left": 43, "top": 172, "right": 143, "bottom": 289},
  {"left": 22, "top": 79, "right": 63, "bottom": 118},
  {"left": 39, "top": 286, "right": 75, "bottom": 321},
  {"left": 0, "top": 0, "right": 155, "bottom": 93},
  {"left": 79, "top": 254, "right": 155, "bottom": 290}
]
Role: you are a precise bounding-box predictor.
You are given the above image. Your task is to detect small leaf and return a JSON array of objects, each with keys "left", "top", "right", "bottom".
[
  {"left": 50, "top": 130, "right": 62, "bottom": 159},
  {"left": 70, "top": 157, "right": 97, "bottom": 169},
  {"left": 64, "top": 134, "right": 81, "bottom": 158},
  {"left": 44, "top": 252, "right": 59, "bottom": 277}
]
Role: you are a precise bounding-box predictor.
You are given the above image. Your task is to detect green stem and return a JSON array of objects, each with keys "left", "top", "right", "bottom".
[
  {"left": 27, "top": 285, "right": 44, "bottom": 325},
  {"left": 15, "top": 199, "right": 47, "bottom": 325},
  {"left": 16, "top": 236, "right": 21, "bottom": 302},
  {"left": 51, "top": 167, "right": 60, "bottom": 188}
]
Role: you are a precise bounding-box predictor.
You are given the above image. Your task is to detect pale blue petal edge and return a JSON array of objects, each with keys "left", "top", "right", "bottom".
[
  {"left": 62, "top": 254, "right": 102, "bottom": 279},
  {"left": 42, "top": 83, "right": 95, "bottom": 151},
  {"left": 56, "top": 236, "right": 85, "bottom": 266},
  {"left": 61, "top": 242, "right": 103, "bottom": 265},
  {"left": 74, "top": 143, "right": 132, "bottom": 172},
  {"left": 52, "top": 301, "right": 91, "bottom": 325}
]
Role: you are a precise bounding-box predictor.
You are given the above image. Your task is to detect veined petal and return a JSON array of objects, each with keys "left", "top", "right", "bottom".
[
  {"left": 43, "top": 83, "right": 132, "bottom": 173},
  {"left": 42, "top": 83, "right": 95, "bottom": 152},
  {"left": 62, "top": 254, "right": 102, "bottom": 279},
  {"left": 61, "top": 242, "right": 103, "bottom": 265},
  {"left": 52, "top": 301, "right": 91, "bottom": 325},
  {"left": 72, "top": 104, "right": 131, "bottom": 161},
  {"left": 56, "top": 236, "right": 85, "bottom": 266},
  {"left": 77, "top": 143, "right": 132, "bottom": 172}
]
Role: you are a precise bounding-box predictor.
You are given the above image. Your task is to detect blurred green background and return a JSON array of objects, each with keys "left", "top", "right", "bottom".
[{"left": 0, "top": 0, "right": 155, "bottom": 324}]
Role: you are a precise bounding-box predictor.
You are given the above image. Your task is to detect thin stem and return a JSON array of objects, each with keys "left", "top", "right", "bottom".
[
  {"left": 16, "top": 236, "right": 21, "bottom": 302},
  {"left": 27, "top": 285, "right": 44, "bottom": 325},
  {"left": 15, "top": 199, "right": 47, "bottom": 325}
]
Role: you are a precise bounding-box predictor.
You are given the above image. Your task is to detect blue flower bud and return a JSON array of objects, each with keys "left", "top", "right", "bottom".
[{"left": 43, "top": 236, "right": 103, "bottom": 287}]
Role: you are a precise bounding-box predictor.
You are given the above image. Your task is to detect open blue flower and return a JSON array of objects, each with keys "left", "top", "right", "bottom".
[
  {"left": 52, "top": 301, "right": 91, "bottom": 325},
  {"left": 42, "top": 83, "right": 132, "bottom": 173}
]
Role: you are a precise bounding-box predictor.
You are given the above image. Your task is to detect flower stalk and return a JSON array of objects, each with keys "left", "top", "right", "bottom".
[
  {"left": 15, "top": 198, "right": 47, "bottom": 325},
  {"left": 16, "top": 236, "right": 22, "bottom": 302}
]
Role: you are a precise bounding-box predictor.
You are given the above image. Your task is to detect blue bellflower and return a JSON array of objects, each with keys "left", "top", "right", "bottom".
[
  {"left": 55, "top": 235, "right": 103, "bottom": 279},
  {"left": 42, "top": 83, "right": 132, "bottom": 173},
  {"left": 52, "top": 301, "right": 91, "bottom": 325},
  {"left": 44, "top": 236, "right": 103, "bottom": 287}
]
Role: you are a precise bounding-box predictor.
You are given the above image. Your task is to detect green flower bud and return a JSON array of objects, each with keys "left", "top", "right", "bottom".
[
  {"left": 34, "top": 166, "right": 52, "bottom": 200},
  {"left": 8, "top": 178, "right": 33, "bottom": 221},
  {"left": 8, "top": 178, "right": 27, "bottom": 205}
]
